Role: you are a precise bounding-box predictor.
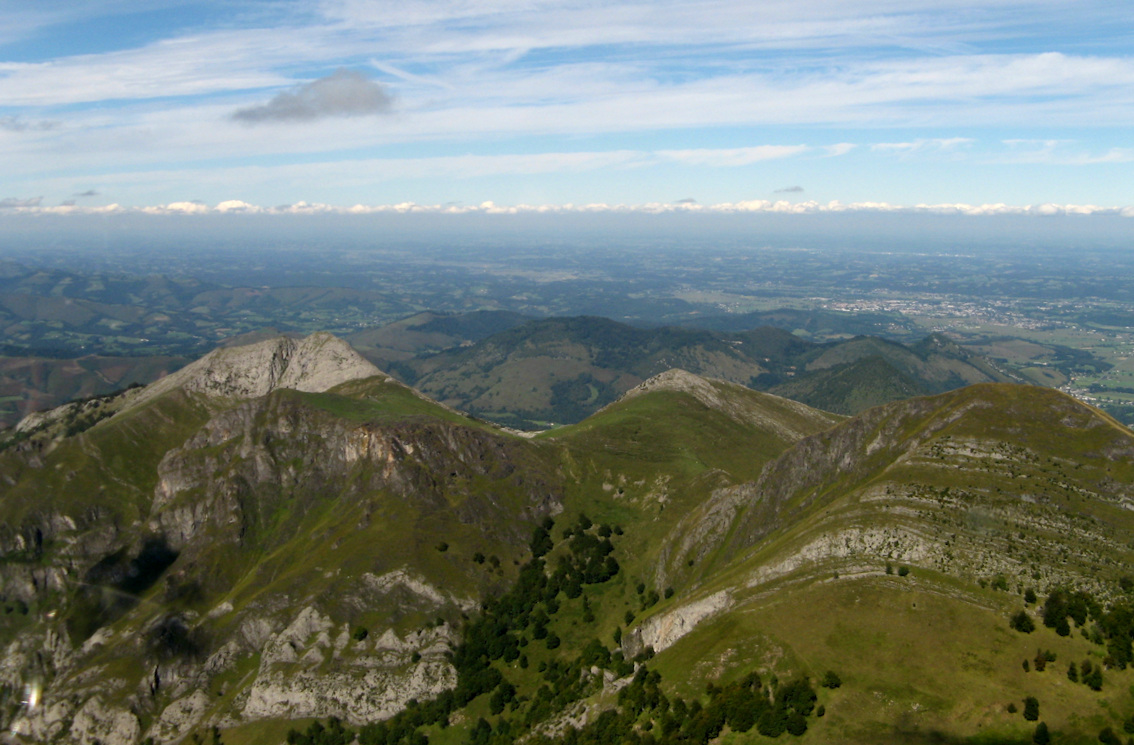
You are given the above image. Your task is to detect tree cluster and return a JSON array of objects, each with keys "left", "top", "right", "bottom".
[{"left": 286, "top": 515, "right": 636, "bottom": 745}]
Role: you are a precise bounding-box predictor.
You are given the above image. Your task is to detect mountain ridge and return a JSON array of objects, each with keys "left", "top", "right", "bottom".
[{"left": 2, "top": 333, "right": 1133, "bottom": 745}]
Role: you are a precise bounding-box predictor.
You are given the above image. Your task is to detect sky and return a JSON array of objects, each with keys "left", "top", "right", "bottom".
[{"left": 1, "top": 0, "right": 1133, "bottom": 216}]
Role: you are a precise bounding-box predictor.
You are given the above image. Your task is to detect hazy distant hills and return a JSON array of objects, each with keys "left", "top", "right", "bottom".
[
  {"left": 2, "top": 331, "right": 1132, "bottom": 745},
  {"left": 0, "top": 354, "right": 190, "bottom": 427},
  {"left": 366, "top": 315, "right": 1019, "bottom": 428},
  {"left": 0, "top": 259, "right": 415, "bottom": 361},
  {"left": 0, "top": 303, "right": 1018, "bottom": 431}
]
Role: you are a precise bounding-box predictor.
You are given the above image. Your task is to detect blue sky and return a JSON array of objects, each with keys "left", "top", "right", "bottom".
[{"left": 1, "top": 0, "right": 1132, "bottom": 215}]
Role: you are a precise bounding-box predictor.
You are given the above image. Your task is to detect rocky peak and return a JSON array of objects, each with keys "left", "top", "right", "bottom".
[
  {"left": 619, "top": 368, "right": 719, "bottom": 402},
  {"left": 617, "top": 368, "right": 836, "bottom": 440},
  {"left": 131, "top": 332, "right": 386, "bottom": 407}
]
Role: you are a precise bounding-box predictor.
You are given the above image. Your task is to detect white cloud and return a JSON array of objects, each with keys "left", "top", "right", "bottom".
[
  {"left": 656, "top": 145, "right": 810, "bottom": 166},
  {"left": 823, "top": 143, "right": 856, "bottom": 157},
  {"left": 872, "top": 138, "right": 974, "bottom": 153},
  {"left": 4, "top": 197, "right": 1129, "bottom": 218}
]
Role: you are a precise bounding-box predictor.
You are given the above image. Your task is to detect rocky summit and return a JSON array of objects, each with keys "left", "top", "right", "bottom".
[{"left": 1, "top": 333, "right": 1132, "bottom": 745}]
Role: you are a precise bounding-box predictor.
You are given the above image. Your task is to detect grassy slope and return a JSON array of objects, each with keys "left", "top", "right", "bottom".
[
  {"left": 635, "top": 384, "right": 1134, "bottom": 743},
  {"left": 770, "top": 355, "right": 925, "bottom": 415},
  {"left": 542, "top": 382, "right": 843, "bottom": 646}
]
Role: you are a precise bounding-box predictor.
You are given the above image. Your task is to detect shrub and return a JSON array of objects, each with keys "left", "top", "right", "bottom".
[
  {"left": 1067, "top": 662, "right": 1079, "bottom": 682},
  {"left": 898, "top": 565, "right": 910, "bottom": 577},
  {"left": 1084, "top": 665, "right": 1103, "bottom": 691},
  {"left": 436, "top": 541, "right": 449, "bottom": 552},
  {"left": 821, "top": 670, "right": 842, "bottom": 689},
  {"left": 1023, "top": 696, "right": 1039, "bottom": 721},
  {"left": 351, "top": 627, "right": 369, "bottom": 642},
  {"left": 1099, "top": 727, "right": 1121, "bottom": 745},
  {"left": 1033, "top": 722, "right": 1050, "bottom": 745},
  {"left": 1011, "top": 610, "right": 1036, "bottom": 633}
]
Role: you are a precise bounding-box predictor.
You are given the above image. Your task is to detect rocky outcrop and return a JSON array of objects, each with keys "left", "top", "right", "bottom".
[
  {"left": 129, "top": 332, "right": 386, "bottom": 409},
  {"left": 148, "top": 389, "right": 561, "bottom": 554},
  {"left": 617, "top": 368, "right": 840, "bottom": 441},
  {"left": 623, "top": 590, "right": 733, "bottom": 657}
]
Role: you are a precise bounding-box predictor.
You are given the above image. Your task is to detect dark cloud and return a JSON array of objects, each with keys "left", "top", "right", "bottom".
[
  {"left": 675, "top": 197, "right": 698, "bottom": 204},
  {"left": 232, "top": 69, "right": 393, "bottom": 124},
  {"left": 0, "top": 197, "right": 43, "bottom": 209},
  {"left": 774, "top": 186, "right": 804, "bottom": 193},
  {"left": 73, "top": 190, "right": 100, "bottom": 198},
  {"left": 0, "top": 116, "right": 57, "bottom": 132}
]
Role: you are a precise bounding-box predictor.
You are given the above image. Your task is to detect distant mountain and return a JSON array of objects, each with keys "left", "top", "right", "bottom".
[
  {"left": 0, "top": 260, "right": 414, "bottom": 359},
  {"left": 678, "top": 307, "right": 919, "bottom": 340},
  {"left": 394, "top": 316, "right": 1017, "bottom": 427},
  {"left": 2, "top": 332, "right": 1132, "bottom": 745},
  {"left": 0, "top": 354, "right": 189, "bottom": 429},
  {"left": 346, "top": 310, "right": 532, "bottom": 371}
]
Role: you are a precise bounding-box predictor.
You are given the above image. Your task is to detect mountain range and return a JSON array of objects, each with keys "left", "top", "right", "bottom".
[
  {"left": 348, "top": 314, "right": 1018, "bottom": 428},
  {"left": 0, "top": 310, "right": 1016, "bottom": 431},
  {"left": 1, "top": 331, "right": 1131, "bottom": 745}
]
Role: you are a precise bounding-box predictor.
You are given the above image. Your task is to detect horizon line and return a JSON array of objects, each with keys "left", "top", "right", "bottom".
[{"left": 1, "top": 199, "right": 1133, "bottom": 219}]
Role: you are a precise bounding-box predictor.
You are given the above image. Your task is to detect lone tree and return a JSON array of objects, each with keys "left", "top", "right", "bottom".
[
  {"left": 1023, "top": 696, "right": 1040, "bottom": 722},
  {"left": 1011, "top": 610, "right": 1036, "bottom": 633}
]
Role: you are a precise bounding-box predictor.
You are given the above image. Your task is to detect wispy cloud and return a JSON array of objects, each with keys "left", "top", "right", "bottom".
[
  {"left": 872, "top": 138, "right": 974, "bottom": 153},
  {"left": 657, "top": 145, "right": 810, "bottom": 166},
  {"left": 0, "top": 1, "right": 1130, "bottom": 207},
  {"left": 774, "top": 186, "right": 804, "bottom": 194},
  {"left": 997, "top": 139, "right": 1134, "bottom": 165},
  {"left": 0, "top": 197, "right": 43, "bottom": 209},
  {"left": 0, "top": 116, "right": 57, "bottom": 132},
  {"left": 232, "top": 69, "right": 394, "bottom": 124}
]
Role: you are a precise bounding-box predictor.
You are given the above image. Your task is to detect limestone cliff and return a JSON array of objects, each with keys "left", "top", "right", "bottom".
[{"left": 129, "top": 331, "right": 387, "bottom": 407}]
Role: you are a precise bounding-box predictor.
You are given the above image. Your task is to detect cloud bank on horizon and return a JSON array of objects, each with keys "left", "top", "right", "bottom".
[{"left": 0, "top": 1, "right": 1131, "bottom": 213}]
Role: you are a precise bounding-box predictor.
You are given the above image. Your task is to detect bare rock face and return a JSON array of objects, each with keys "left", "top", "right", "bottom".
[
  {"left": 130, "top": 332, "right": 386, "bottom": 408},
  {"left": 623, "top": 590, "right": 733, "bottom": 657}
]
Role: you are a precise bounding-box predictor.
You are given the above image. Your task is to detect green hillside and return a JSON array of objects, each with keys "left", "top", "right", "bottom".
[
  {"left": 2, "top": 333, "right": 1131, "bottom": 745},
  {"left": 394, "top": 316, "right": 1013, "bottom": 428},
  {"left": 626, "top": 384, "right": 1134, "bottom": 744}
]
